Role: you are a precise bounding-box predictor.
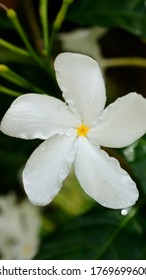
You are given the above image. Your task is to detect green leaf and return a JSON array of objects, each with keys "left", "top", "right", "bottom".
[
  {"left": 67, "top": 0, "right": 146, "bottom": 37},
  {"left": 35, "top": 204, "right": 145, "bottom": 260}
]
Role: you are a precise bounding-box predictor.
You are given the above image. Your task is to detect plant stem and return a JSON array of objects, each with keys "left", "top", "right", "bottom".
[
  {"left": 0, "top": 38, "right": 30, "bottom": 57},
  {"left": 102, "top": 57, "right": 146, "bottom": 69},
  {"left": 0, "top": 65, "right": 45, "bottom": 93},
  {"left": 49, "top": 0, "right": 74, "bottom": 53},
  {"left": 39, "top": 0, "right": 49, "bottom": 55},
  {"left": 3, "top": 8, "right": 57, "bottom": 92},
  {"left": 6, "top": 9, "right": 45, "bottom": 69},
  {"left": 23, "top": 0, "right": 43, "bottom": 55},
  {"left": 0, "top": 85, "right": 21, "bottom": 97}
]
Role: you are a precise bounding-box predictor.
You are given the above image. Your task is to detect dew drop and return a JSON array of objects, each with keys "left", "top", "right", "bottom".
[
  {"left": 67, "top": 99, "right": 75, "bottom": 106},
  {"left": 123, "top": 142, "right": 138, "bottom": 162},
  {"left": 67, "top": 150, "right": 75, "bottom": 164},
  {"left": 102, "top": 201, "right": 108, "bottom": 208},
  {"left": 92, "top": 120, "right": 98, "bottom": 127},
  {"left": 59, "top": 168, "right": 68, "bottom": 182},
  {"left": 121, "top": 208, "right": 131, "bottom": 216},
  {"left": 56, "top": 129, "right": 64, "bottom": 136},
  {"left": 40, "top": 144, "right": 46, "bottom": 152},
  {"left": 65, "top": 129, "right": 74, "bottom": 136},
  {"left": 58, "top": 103, "right": 67, "bottom": 112},
  {"left": 70, "top": 107, "right": 76, "bottom": 112},
  {"left": 19, "top": 133, "right": 27, "bottom": 139}
]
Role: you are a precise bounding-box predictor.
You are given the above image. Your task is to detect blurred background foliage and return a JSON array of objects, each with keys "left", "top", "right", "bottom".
[{"left": 0, "top": 0, "right": 146, "bottom": 259}]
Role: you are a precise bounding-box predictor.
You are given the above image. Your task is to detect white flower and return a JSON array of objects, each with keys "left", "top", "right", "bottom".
[
  {"left": 59, "top": 27, "right": 107, "bottom": 63},
  {"left": 1, "top": 53, "right": 146, "bottom": 209},
  {"left": 0, "top": 194, "right": 40, "bottom": 259}
]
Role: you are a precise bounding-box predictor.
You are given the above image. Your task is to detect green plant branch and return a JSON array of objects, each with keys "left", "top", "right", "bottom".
[
  {"left": 23, "top": 0, "right": 43, "bottom": 55},
  {"left": 0, "top": 85, "right": 21, "bottom": 97},
  {"left": 1, "top": 7, "right": 56, "bottom": 83},
  {"left": 0, "top": 65, "right": 45, "bottom": 93},
  {"left": 6, "top": 9, "right": 44, "bottom": 67},
  {"left": 49, "top": 0, "right": 74, "bottom": 53},
  {"left": 102, "top": 57, "right": 146, "bottom": 69},
  {"left": 39, "top": 0, "right": 49, "bottom": 55},
  {"left": 0, "top": 38, "right": 30, "bottom": 57}
]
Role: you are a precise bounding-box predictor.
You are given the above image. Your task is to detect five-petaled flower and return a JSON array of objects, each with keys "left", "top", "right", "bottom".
[{"left": 1, "top": 53, "right": 146, "bottom": 209}]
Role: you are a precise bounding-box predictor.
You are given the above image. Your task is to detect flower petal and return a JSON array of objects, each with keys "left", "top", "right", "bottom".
[
  {"left": 23, "top": 134, "right": 76, "bottom": 206},
  {"left": 74, "top": 137, "right": 138, "bottom": 209},
  {"left": 88, "top": 92, "right": 146, "bottom": 148},
  {"left": 54, "top": 52, "right": 106, "bottom": 126},
  {"left": 0, "top": 93, "right": 80, "bottom": 139},
  {"left": 59, "top": 27, "right": 107, "bottom": 62}
]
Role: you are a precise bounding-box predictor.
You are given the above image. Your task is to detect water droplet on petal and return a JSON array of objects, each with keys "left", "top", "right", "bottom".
[
  {"left": 40, "top": 143, "right": 46, "bottom": 152},
  {"left": 121, "top": 207, "right": 131, "bottom": 216},
  {"left": 102, "top": 201, "right": 108, "bottom": 208},
  {"left": 67, "top": 99, "right": 75, "bottom": 106},
  {"left": 92, "top": 120, "right": 98, "bottom": 127},
  {"left": 70, "top": 107, "right": 76, "bottom": 112},
  {"left": 67, "top": 150, "right": 75, "bottom": 164},
  {"left": 19, "top": 133, "right": 27, "bottom": 139},
  {"left": 56, "top": 129, "right": 64, "bottom": 136},
  {"left": 123, "top": 142, "right": 138, "bottom": 162},
  {"left": 58, "top": 103, "right": 67, "bottom": 112},
  {"left": 65, "top": 128, "right": 74, "bottom": 136},
  {"left": 59, "top": 168, "right": 68, "bottom": 182}
]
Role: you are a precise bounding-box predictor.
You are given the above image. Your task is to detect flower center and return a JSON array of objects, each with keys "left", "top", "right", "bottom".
[{"left": 77, "top": 123, "right": 89, "bottom": 137}]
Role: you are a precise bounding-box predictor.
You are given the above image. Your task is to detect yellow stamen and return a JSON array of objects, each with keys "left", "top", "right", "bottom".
[{"left": 77, "top": 123, "right": 89, "bottom": 137}]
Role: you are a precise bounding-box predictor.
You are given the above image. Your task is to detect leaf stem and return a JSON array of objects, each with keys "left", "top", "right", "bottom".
[
  {"left": 23, "top": 0, "right": 43, "bottom": 55},
  {"left": 2, "top": 8, "right": 58, "bottom": 91},
  {"left": 49, "top": 0, "right": 74, "bottom": 53},
  {"left": 6, "top": 9, "right": 45, "bottom": 69},
  {"left": 0, "top": 38, "right": 30, "bottom": 57},
  {"left": 102, "top": 57, "right": 146, "bottom": 69},
  {"left": 39, "top": 0, "right": 49, "bottom": 55},
  {"left": 0, "top": 85, "right": 21, "bottom": 97},
  {"left": 0, "top": 64, "right": 45, "bottom": 93}
]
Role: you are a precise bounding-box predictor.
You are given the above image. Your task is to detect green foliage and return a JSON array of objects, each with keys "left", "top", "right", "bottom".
[
  {"left": 67, "top": 0, "right": 146, "bottom": 37},
  {"left": 35, "top": 203, "right": 146, "bottom": 260}
]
